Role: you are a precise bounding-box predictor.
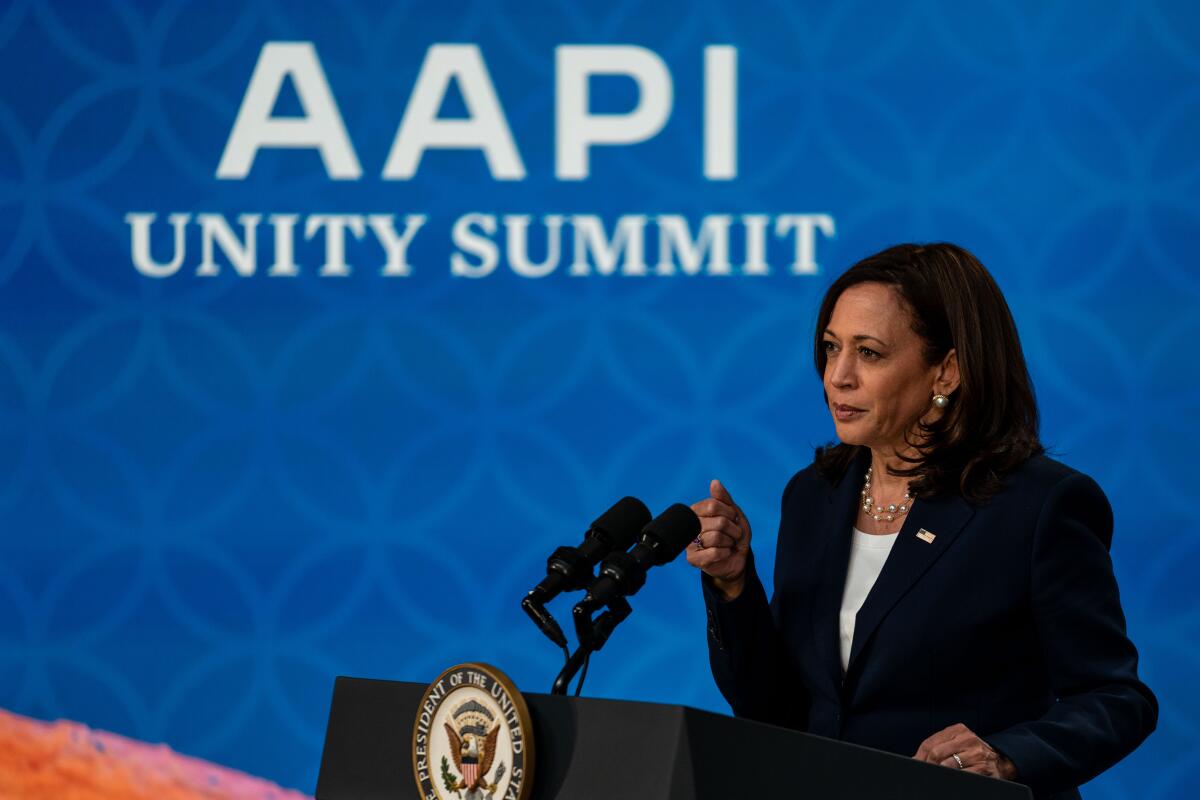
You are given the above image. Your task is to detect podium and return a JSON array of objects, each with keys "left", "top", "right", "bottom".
[{"left": 316, "top": 676, "right": 1031, "bottom": 800}]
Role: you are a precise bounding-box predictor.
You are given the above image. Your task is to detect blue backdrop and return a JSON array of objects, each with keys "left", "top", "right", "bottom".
[{"left": 1, "top": 0, "right": 1196, "bottom": 797}]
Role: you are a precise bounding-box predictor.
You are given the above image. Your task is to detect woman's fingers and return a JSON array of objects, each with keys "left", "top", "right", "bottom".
[
  {"left": 686, "top": 480, "right": 753, "bottom": 585},
  {"left": 692, "top": 529, "right": 738, "bottom": 549},
  {"left": 914, "top": 723, "right": 969, "bottom": 762},
  {"left": 687, "top": 545, "right": 734, "bottom": 565},
  {"left": 698, "top": 514, "right": 744, "bottom": 540},
  {"left": 686, "top": 546, "right": 745, "bottom": 583},
  {"left": 709, "top": 479, "right": 751, "bottom": 540},
  {"left": 692, "top": 486, "right": 750, "bottom": 547},
  {"left": 938, "top": 745, "right": 1000, "bottom": 777},
  {"left": 685, "top": 545, "right": 735, "bottom": 573},
  {"left": 915, "top": 724, "right": 1012, "bottom": 780},
  {"left": 923, "top": 733, "right": 975, "bottom": 765},
  {"left": 690, "top": 497, "right": 739, "bottom": 522},
  {"left": 710, "top": 479, "right": 736, "bottom": 506}
]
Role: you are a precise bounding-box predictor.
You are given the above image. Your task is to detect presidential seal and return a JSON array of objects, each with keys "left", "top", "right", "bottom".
[{"left": 412, "top": 663, "right": 534, "bottom": 800}]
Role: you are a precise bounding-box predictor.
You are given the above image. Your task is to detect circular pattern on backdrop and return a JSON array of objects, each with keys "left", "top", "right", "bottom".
[{"left": 1, "top": 2, "right": 1192, "bottom": 797}]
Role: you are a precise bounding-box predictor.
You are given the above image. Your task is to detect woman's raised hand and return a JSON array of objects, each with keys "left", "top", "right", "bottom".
[{"left": 687, "top": 479, "right": 752, "bottom": 599}]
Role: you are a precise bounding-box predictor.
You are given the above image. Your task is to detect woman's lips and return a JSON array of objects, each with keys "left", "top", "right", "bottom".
[{"left": 833, "top": 404, "right": 865, "bottom": 421}]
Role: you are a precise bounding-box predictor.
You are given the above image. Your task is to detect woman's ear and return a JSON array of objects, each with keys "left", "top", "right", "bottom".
[{"left": 935, "top": 348, "right": 960, "bottom": 396}]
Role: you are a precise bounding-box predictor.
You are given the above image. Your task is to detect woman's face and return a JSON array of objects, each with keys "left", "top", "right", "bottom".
[{"left": 821, "top": 282, "right": 953, "bottom": 454}]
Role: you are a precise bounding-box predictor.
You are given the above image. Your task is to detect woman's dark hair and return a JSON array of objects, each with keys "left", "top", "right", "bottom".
[{"left": 813, "top": 242, "right": 1043, "bottom": 504}]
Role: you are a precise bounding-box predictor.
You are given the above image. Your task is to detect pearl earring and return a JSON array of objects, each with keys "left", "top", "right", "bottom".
[{"left": 932, "top": 394, "right": 949, "bottom": 409}]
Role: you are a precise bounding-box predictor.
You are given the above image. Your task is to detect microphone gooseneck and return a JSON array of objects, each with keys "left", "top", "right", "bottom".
[
  {"left": 521, "top": 496, "right": 651, "bottom": 648},
  {"left": 570, "top": 503, "right": 700, "bottom": 652}
]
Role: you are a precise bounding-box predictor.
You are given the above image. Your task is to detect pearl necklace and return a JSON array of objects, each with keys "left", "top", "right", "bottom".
[{"left": 861, "top": 466, "right": 913, "bottom": 523}]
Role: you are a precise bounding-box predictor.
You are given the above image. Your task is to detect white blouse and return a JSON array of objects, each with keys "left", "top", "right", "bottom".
[{"left": 838, "top": 526, "right": 899, "bottom": 672}]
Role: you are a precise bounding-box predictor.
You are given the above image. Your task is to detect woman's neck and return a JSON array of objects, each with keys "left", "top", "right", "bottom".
[{"left": 868, "top": 447, "right": 915, "bottom": 499}]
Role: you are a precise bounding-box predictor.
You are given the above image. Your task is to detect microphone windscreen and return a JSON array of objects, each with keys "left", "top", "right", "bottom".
[
  {"left": 643, "top": 503, "right": 701, "bottom": 565},
  {"left": 590, "top": 496, "right": 652, "bottom": 550}
]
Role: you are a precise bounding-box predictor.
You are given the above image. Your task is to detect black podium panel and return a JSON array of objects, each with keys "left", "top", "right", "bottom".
[{"left": 316, "top": 676, "right": 1031, "bottom": 800}]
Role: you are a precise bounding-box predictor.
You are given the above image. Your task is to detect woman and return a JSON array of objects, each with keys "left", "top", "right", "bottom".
[{"left": 687, "top": 243, "right": 1156, "bottom": 800}]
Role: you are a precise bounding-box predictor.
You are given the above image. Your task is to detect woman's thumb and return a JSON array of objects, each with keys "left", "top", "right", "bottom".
[{"left": 710, "top": 478, "right": 735, "bottom": 506}]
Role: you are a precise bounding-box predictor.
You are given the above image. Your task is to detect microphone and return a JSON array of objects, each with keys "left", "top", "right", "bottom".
[
  {"left": 555, "top": 503, "right": 700, "bottom": 695},
  {"left": 576, "top": 503, "right": 700, "bottom": 611},
  {"left": 522, "top": 497, "right": 651, "bottom": 648}
]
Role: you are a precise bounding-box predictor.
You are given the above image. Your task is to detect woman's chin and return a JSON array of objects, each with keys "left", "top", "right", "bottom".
[
  {"left": 832, "top": 418, "right": 863, "bottom": 443},
  {"left": 834, "top": 427, "right": 878, "bottom": 450}
]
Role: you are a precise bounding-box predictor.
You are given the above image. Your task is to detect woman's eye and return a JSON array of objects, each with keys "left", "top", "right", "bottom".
[
  {"left": 858, "top": 347, "right": 881, "bottom": 359},
  {"left": 822, "top": 340, "right": 837, "bottom": 352}
]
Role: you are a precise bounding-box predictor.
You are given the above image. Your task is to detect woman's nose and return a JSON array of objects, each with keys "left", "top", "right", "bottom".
[{"left": 829, "top": 355, "right": 856, "bottom": 388}]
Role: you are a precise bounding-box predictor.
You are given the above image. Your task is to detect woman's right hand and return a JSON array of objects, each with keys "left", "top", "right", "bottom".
[{"left": 687, "top": 479, "right": 752, "bottom": 600}]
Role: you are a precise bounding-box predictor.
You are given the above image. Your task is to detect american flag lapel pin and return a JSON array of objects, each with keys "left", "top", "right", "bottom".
[{"left": 916, "top": 528, "right": 936, "bottom": 544}]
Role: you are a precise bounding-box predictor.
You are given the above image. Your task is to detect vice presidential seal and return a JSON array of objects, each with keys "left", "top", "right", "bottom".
[{"left": 412, "top": 663, "right": 534, "bottom": 800}]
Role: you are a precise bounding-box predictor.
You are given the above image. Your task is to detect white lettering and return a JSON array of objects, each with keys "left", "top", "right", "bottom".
[
  {"left": 505, "top": 215, "right": 564, "bottom": 278},
  {"left": 369, "top": 214, "right": 427, "bottom": 276},
  {"left": 197, "top": 213, "right": 261, "bottom": 276},
  {"left": 569, "top": 215, "right": 647, "bottom": 276},
  {"left": 217, "top": 42, "right": 361, "bottom": 179},
  {"left": 305, "top": 214, "right": 366, "bottom": 276},
  {"left": 741, "top": 214, "right": 769, "bottom": 275},
  {"left": 775, "top": 214, "right": 836, "bottom": 274},
  {"left": 127, "top": 212, "right": 189, "bottom": 278},
  {"left": 556, "top": 46, "right": 672, "bottom": 179},
  {"left": 268, "top": 214, "right": 300, "bottom": 276},
  {"left": 704, "top": 46, "right": 737, "bottom": 180},
  {"left": 655, "top": 214, "right": 732, "bottom": 275},
  {"left": 384, "top": 45, "right": 524, "bottom": 180},
  {"left": 450, "top": 213, "right": 499, "bottom": 277}
]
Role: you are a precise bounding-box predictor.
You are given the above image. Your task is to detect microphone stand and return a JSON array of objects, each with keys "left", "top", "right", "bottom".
[{"left": 551, "top": 595, "right": 632, "bottom": 695}]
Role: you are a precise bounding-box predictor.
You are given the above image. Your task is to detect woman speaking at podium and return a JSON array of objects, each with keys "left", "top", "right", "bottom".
[{"left": 687, "top": 243, "right": 1156, "bottom": 800}]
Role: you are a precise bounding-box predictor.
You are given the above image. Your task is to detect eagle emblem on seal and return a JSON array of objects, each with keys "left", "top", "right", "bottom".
[{"left": 443, "top": 699, "right": 505, "bottom": 798}]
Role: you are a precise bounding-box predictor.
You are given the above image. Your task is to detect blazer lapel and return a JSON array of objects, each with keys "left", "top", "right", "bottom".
[
  {"left": 846, "top": 488, "right": 976, "bottom": 672},
  {"left": 812, "top": 448, "right": 871, "bottom": 691}
]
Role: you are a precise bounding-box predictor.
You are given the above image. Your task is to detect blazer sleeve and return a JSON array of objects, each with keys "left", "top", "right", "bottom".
[
  {"left": 702, "top": 471, "right": 810, "bottom": 729},
  {"left": 984, "top": 472, "right": 1158, "bottom": 795}
]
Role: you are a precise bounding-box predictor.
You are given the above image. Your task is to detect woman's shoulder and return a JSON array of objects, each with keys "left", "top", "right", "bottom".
[
  {"left": 997, "top": 454, "right": 1107, "bottom": 501},
  {"left": 979, "top": 454, "right": 1112, "bottom": 538},
  {"left": 987, "top": 455, "right": 1115, "bottom": 551}
]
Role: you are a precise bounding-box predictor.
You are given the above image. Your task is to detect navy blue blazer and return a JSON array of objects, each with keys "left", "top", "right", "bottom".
[{"left": 704, "top": 448, "right": 1156, "bottom": 799}]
